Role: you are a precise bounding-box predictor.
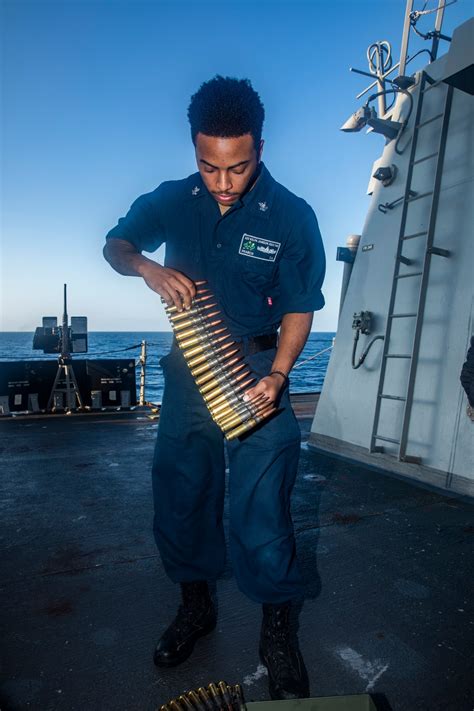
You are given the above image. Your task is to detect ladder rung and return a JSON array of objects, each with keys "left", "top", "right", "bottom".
[
  {"left": 429, "top": 246, "right": 451, "bottom": 257},
  {"left": 401, "top": 231, "right": 427, "bottom": 241},
  {"left": 411, "top": 152, "right": 439, "bottom": 166},
  {"left": 407, "top": 191, "right": 434, "bottom": 203},
  {"left": 398, "top": 255, "right": 412, "bottom": 266},
  {"left": 389, "top": 313, "right": 417, "bottom": 318},
  {"left": 416, "top": 112, "right": 443, "bottom": 129},
  {"left": 385, "top": 354, "right": 411, "bottom": 359},
  {"left": 380, "top": 394, "right": 407, "bottom": 401},
  {"left": 375, "top": 435, "right": 401, "bottom": 444},
  {"left": 395, "top": 272, "right": 423, "bottom": 280}
]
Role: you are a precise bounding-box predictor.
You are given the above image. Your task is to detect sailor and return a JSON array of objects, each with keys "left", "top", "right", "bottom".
[{"left": 103, "top": 76, "right": 325, "bottom": 700}]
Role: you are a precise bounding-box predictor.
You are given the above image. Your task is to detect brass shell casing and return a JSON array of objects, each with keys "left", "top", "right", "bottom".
[
  {"left": 196, "top": 688, "right": 214, "bottom": 711},
  {"left": 183, "top": 335, "right": 232, "bottom": 360},
  {"left": 209, "top": 401, "right": 241, "bottom": 421},
  {"left": 175, "top": 319, "right": 222, "bottom": 342},
  {"left": 225, "top": 407, "right": 275, "bottom": 440},
  {"left": 217, "top": 682, "right": 234, "bottom": 710},
  {"left": 185, "top": 691, "right": 205, "bottom": 711},
  {"left": 202, "top": 371, "right": 250, "bottom": 404},
  {"left": 193, "top": 356, "right": 241, "bottom": 386},
  {"left": 189, "top": 348, "right": 239, "bottom": 377},
  {"left": 179, "top": 327, "right": 227, "bottom": 350},
  {"left": 206, "top": 377, "right": 254, "bottom": 408},
  {"left": 166, "top": 293, "right": 212, "bottom": 314},
  {"left": 232, "top": 684, "right": 246, "bottom": 711},
  {"left": 178, "top": 696, "right": 195, "bottom": 711},
  {"left": 216, "top": 403, "right": 255, "bottom": 428},
  {"left": 171, "top": 314, "right": 202, "bottom": 332},
  {"left": 167, "top": 301, "right": 216, "bottom": 321},
  {"left": 209, "top": 391, "right": 243, "bottom": 416},
  {"left": 199, "top": 364, "right": 245, "bottom": 394},
  {"left": 220, "top": 401, "right": 269, "bottom": 432},
  {"left": 214, "top": 400, "right": 266, "bottom": 428},
  {"left": 219, "top": 411, "right": 246, "bottom": 431},
  {"left": 207, "top": 684, "right": 221, "bottom": 705}
]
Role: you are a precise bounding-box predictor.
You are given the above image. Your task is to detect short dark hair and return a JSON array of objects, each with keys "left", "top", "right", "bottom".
[{"left": 187, "top": 75, "right": 265, "bottom": 148}]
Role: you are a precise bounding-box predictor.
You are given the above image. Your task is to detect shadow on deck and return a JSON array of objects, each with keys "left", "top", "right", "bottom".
[{"left": 0, "top": 395, "right": 472, "bottom": 711}]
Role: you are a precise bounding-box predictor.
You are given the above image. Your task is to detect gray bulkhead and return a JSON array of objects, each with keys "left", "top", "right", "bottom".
[{"left": 310, "top": 20, "right": 474, "bottom": 496}]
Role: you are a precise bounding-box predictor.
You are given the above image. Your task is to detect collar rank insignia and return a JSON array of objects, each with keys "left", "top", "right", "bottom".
[
  {"left": 258, "top": 201, "right": 268, "bottom": 212},
  {"left": 192, "top": 186, "right": 200, "bottom": 195}
]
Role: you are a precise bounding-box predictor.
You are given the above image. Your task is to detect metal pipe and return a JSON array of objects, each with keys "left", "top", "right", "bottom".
[
  {"left": 139, "top": 339, "right": 147, "bottom": 406},
  {"left": 399, "top": 0, "right": 414, "bottom": 76}
]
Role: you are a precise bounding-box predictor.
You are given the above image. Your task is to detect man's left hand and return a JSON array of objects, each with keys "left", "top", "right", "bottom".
[{"left": 243, "top": 373, "right": 286, "bottom": 406}]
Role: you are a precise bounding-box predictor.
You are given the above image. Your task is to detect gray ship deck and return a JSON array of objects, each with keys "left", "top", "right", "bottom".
[{"left": 1, "top": 394, "right": 473, "bottom": 711}]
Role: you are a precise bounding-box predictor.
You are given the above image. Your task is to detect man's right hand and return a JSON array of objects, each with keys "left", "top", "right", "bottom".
[
  {"left": 140, "top": 262, "right": 196, "bottom": 311},
  {"left": 103, "top": 239, "right": 196, "bottom": 311}
]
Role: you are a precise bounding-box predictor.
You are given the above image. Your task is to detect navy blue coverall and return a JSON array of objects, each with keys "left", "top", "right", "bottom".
[{"left": 106, "top": 163, "right": 325, "bottom": 604}]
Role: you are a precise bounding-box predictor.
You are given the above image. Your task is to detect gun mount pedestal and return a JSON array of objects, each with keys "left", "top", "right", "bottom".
[{"left": 47, "top": 356, "right": 84, "bottom": 412}]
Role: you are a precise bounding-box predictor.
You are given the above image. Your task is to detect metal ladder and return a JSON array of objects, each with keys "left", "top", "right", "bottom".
[{"left": 369, "top": 71, "right": 454, "bottom": 463}]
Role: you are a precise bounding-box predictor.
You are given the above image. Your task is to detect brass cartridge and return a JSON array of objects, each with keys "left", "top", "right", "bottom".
[
  {"left": 194, "top": 356, "right": 241, "bottom": 386},
  {"left": 183, "top": 334, "right": 232, "bottom": 360},
  {"left": 186, "top": 341, "right": 235, "bottom": 368},
  {"left": 209, "top": 390, "right": 245, "bottom": 416},
  {"left": 172, "top": 310, "right": 220, "bottom": 332},
  {"left": 169, "top": 701, "right": 184, "bottom": 711},
  {"left": 207, "top": 684, "right": 221, "bottom": 707},
  {"left": 217, "top": 682, "right": 234, "bottom": 710},
  {"left": 196, "top": 688, "right": 215, "bottom": 711},
  {"left": 170, "top": 314, "right": 202, "bottom": 331},
  {"left": 215, "top": 397, "right": 266, "bottom": 428},
  {"left": 199, "top": 363, "right": 246, "bottom": 394},
  {"left": 220, "top": 400, "right": 270, "bottom": 432},
  {"left": 231, "top": 685, "right": 246, "bottom": 711},
  {"left": 185, "top": 691, "right": 206, "bottom": 711},
  {"left": 202, "top": 370, "right": 251, "bottom": 404},
  {"left": 178, "top": 696, "right": 195, "bottom": 711},
  {"left": 179, "top": 326, "right": 227, "bottom": 350},
  {"left": 166, "top": 292, "right": 212, "bottom": 314},
  {"left": 168, "top": 303, "right": 217, "bottom": 323},
  {"left": 215, "top": 391, "right": 265, "bottom": 418},
  {"left": 225, "top": 406, "right": 276, "bottom": 441},
  {"left": 189, "top": 346, "right": 239, "bottom": 373},
  {"left": 205, "top": 377, "right": 255, "bottom": 408},
  {"left": 175, "top": 319, "right": 222, "bottom": 342}
]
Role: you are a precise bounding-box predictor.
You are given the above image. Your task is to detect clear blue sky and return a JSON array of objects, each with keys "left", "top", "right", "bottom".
[{"left": 1, "top": 0, "right": 471, "bottom": 331}]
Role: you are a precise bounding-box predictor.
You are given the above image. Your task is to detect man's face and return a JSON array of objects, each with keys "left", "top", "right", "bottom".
[{"left": 195, "top": 132, "right": 263, "bottom": 207}]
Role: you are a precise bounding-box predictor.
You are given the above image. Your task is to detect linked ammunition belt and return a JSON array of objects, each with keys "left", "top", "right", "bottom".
[
  {"left": 159, "top": 681, "right": 246, "bottom": 711},
  {"left": 163, "top": 285, "right": 276, "bottom": 440}
]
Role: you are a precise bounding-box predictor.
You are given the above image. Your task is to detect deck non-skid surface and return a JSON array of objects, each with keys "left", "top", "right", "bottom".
[{"left": 0, "top": 409, "right": 473, "bottom": 711}]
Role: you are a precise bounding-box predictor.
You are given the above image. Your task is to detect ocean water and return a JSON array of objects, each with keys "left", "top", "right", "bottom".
[{"left": 0, "top": 331, "right": 334, "bottom": 404}]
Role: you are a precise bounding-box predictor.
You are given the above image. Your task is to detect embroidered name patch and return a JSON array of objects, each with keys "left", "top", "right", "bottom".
[{"left": 239, "top": 234, "right": 281, "bottom": 262}]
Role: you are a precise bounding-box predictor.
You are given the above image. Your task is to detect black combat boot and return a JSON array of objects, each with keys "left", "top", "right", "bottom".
[
  {"left": 259, "top": 602, "right": 310, "bottom": 700},
  {"left": 153, "top": 581, "right": 217, "bottom": 667}
]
